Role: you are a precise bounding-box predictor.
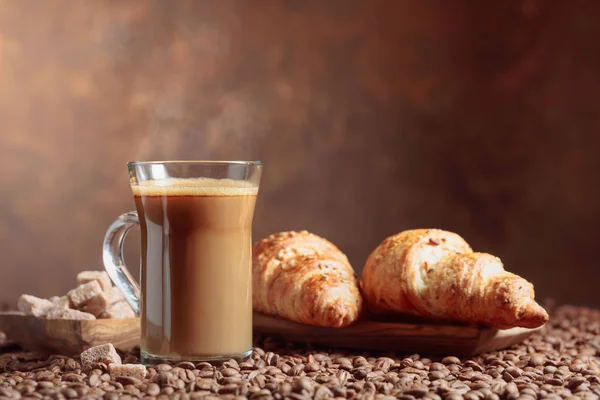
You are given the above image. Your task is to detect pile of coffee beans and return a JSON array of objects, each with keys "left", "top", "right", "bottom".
[{"left": 0, "top": 306, "right": 598, "bottom": 400}]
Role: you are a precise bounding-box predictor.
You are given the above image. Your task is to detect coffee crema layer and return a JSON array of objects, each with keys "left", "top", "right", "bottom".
[{"left": 131, "top": 178, "right": 258, "bottom": 197}]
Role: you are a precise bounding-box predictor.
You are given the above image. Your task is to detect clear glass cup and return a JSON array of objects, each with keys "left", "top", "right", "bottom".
[{"left": 103, "top": 161, "right": 262, "bottom": 364}]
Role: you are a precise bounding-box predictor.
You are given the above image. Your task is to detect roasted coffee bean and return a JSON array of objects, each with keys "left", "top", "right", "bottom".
[
  {"left": 353, "top": 367, "right": 369, "bottom": 380},
  {"left": 0, "top": 306, "right": 598, "bottom": 399},
  {"left": 405, "top": 387, "right": 428, "bottom": 397},
  {"left": 239, "top": 362, "right": 254, "bottom": 371},
  {"left": 60, "top": 387, "right": 78, "bottom": 398},
  {"left": 353, "top": 357, "right": 369, "bottom": 368},
  {"left": 545, "top": 377, "right": 564, "bottom": 386},
  {"left": 465, "top": 361, "right": 484, "bottom": 372},
  {"left": 442, "top": 357, "right": 461, "bottom": 365},
  {"left": 176, "top": 362, "right": 195, "bottom": 371},
  {"left": 429, "top": 371, "right": 446, "bottom": 381},
  {"left": 305, "top": 362, "right": 320, "bottom": 373},
  {"left": 34, "top": 371, "right": 53, "bottom": 382},
  {"left": 221, "top": 368, "right": 239, "bottom": 378},
  {"left": 115, "top": 376, "right": 140, "bottom": 386},
  {"left": 444, "top": 392, "right": 464, "bottom": 400},
  {"left": 161, "top": 386, "right": 174, "bottom": 395},
  {"left": 412, "top": 361, "right": 425, "bottom": 370},
  {"left": 529, "top": 354, "right": 545, "bottom": 367},
  {"left": 288, "top": 364, "right": 304, "bottom": 377},
  {"left": 264, "top": 353, "right": 280, "bottom": 368},
  {"left": 292, "top": 377, "right": 313, "bottom": 393}
]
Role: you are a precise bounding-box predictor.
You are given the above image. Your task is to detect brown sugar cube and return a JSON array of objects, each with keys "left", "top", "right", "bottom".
[
  {"left": 100, "top": 301, "right": 136, "bottom": 319},
  {"left": 77, "top": 271, "right": 113, "bottom": 291},
  {"left": 67, "top": 280, "right": 103, "bottom": 308},
  {"left": 83, "top": 287, "right": 125, "bottom": 316},
  {"left": 46, "top": 307, "right": 96, "bottom": 320},
  {"left": 108, "top": 363, "right": 146, "bottom": 379},
  {"left": 17, "top": 295, "right": 55, "bottom": 317},
  {"left": 80, "top": 343, "right": 122, "bottom": 368},
  {"left": 50, "top": 296, "right": 71, "bottom": 309}
]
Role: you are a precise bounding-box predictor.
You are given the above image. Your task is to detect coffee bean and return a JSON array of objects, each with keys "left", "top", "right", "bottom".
[
  {"left": 397, "top": 395, "right": 416, "bottom": 400},
  {"left": 174, "top": 362, "right": 193, "bottom": 371},
  {"left": 545, "top": 377, "right": 564, "bottom": 386},
  {"left": 221, "top": 376, "right": 242, "bottom": 385},
  {"left": 353, "top": 367, "right": 369, "bottom": 380},
  {"left": 503, "top": 371, "right": 517, "bottom": 382},
  {"left": 60, "top": 387, "right": 78, "bottom": 398},
  {"left": 463, "top": 391, "right": 482, "bottom": 400},
  {"left": 515, "top": 395, "right": 536, "bottom": 400},
  {"left": 311, "top": 385, "right": 331, "bottom": 399},
  {"left": 305, "top": 363, "right": 320, "bottom": 373},
  {"left": 154, "top": 372, "right": 175, "bottom": 387},
  {"left": 520, "top": 387, "right": 537, "bottom": 397},
  {"left": 543, "top": 366, "right": 557, "bottom": 375},
  {"left": 222, "top": 368, "right": 239, "bottom": 378},
  {"left": 264, "top": 353, "right": 279, "bottom": 368},
  {"left": 354, "top": 357, "right": 369, "bottom": 368},
  {"left": 570, "top": 364, "right": 585, "bottom": 373},
  {"left": 238, "top": 362, "right": 254, "bottom": 371},
  {"left": 161, "top": 386, "right": 174, "bottom": 395},
  {"left": 36, "top": 381, "right": 53, "bottom": 390},
  {"left": 429, "top": 371, "right": 446, "bottom": 381},
  {"left": 412, "top": 361, "right": 425, "bottom": 370},
  {"left": 87, "top": 374, "right": 101, "bottom": 388},
  {"left": 292, "top": 377, "right": 312, "bottom": 393},
  {"left": 218, "top": 384, "right": 239, "bottom": 395},
  {"left": 375, "top": 358, "right": 394, "bottom": 372},
  {"left": 288, "top": 364, "right": 304, "bottom": 377},
  {"left": 156, "top": 364, "right": 172, "bottom": 372},
  {"left": 528, "top": 354, "right": 545, "bottom": 367},
  {"left": 405, "top": 387, "right": 428, "bottom": 398},
  {"left": 34, "top": 371, "right": 53, "bottom": 382},
  {"left": 115, "top": 376, "right": 140, "bottom": 386},
  {"left": 252, "top": 374, "right": 266, "bottom": 389},
  {"left": 1, "top": 306, "right": 598, "bottom": 400},
  {"left": 568, "top": 377, "right": 588, "bottom": 390},
  {"left": 465, "top": 361, "right": 484, "bottom": 372},
  {"left": 197, "top": 370, "right": 214, "bottom": 379}
]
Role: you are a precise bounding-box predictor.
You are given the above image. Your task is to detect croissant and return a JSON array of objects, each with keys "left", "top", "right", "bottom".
[
  {"left": 361, "top": 229, "right": 548, "bottom": 329},
  {"left": 252, "top": 231, "right": 362, "bottom": 328}
]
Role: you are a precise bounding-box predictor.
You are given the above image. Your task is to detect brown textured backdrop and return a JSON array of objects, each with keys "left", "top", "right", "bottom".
[{"left": 0, "top": 1, "right": 598, "bottom": 307}]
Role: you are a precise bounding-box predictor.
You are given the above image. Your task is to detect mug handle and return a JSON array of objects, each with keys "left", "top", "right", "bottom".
[{"left": 102, "top": 211, "right": 141, "bottom": 315}]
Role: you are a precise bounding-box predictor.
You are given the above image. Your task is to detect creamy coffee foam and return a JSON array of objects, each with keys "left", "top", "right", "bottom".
[{"left": 131, "top": 178, "right": 258, "bottom": 197}]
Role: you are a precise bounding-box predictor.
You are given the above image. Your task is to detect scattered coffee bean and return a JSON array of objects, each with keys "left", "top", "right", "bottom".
[{"left": 0, "top": 306, "right": 598, "bottom": 399}]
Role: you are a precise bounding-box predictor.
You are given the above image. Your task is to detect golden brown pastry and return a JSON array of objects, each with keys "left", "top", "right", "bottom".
[
  {"left": 361, "top": 229, "right": 548, "bottom": 329},
  {"left": 253, "top": 231, "right": 362, "bottom": 328}
]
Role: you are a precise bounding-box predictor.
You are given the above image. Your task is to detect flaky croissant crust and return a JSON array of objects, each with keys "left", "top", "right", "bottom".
[
  {"left": 362, "top": 229, "right": 548, "bottom": 329},
  {"left": 253, "top": 231, "right": 362, "bottom": 328}
]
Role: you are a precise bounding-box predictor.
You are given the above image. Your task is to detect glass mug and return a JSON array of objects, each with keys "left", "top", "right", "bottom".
[{"left": 103, "top": 161, "right": 262, "bottom": 364}]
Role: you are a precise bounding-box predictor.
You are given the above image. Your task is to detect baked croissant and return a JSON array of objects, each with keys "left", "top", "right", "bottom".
[
  {"left": 253, "top": 231, "right": 362, "bottom": 328},
  {"left": 361, "top": 229, "right": 548, "bottom": 329}
]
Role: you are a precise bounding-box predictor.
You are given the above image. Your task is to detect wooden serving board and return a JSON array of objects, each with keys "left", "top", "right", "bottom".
[
  {"left": 253, "top": 313, "right": 543, "bottom": 356},
  {"left": 0, "top": 312, "right": 140, "bottom": 355},
  {"left": 0, "top": 312, "right": 542, "bottom": 357}
]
